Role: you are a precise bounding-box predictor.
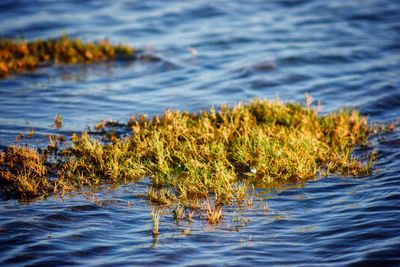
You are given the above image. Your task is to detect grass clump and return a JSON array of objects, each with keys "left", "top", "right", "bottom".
[
  {"left": 151, "top": 208, "right": 162, "bottom": 237},
  {"left": 0, "top": 35, "right": 135, "bottom": 77},
  {"left": 54, "top": 114, "right": 63, "bottom": 128},
  {"left": 0, "top": 146, "right": 51, "bottom": 198},
  {"left": 0, "top": 98, "right": 379, "bottom": 222}
]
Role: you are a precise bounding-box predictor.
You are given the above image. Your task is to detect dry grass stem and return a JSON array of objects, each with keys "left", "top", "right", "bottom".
[{"left": 151, "top": 208, "right": 162, "bottom": 237}]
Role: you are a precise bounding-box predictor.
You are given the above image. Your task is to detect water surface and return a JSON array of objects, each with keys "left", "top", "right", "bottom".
[{"left": 1, "top": 0, "right": 400, "bottom": 266}]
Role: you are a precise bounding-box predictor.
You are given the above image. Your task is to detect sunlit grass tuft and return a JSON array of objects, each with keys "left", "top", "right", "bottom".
[
  {"left": 54, "top": 114, "right": 63, "bottom": 128},
  {"left": 0, "top": 35, "right": 135, "bottom": 77},
  {"left": 0, "top": 98, "right": 385, "bottom": 225},
  {"left": 151, "top": 208, "right": 162, "bottom": 237},
  {"left": 203, "top": 197, "right": 223, "bottom": 224}
]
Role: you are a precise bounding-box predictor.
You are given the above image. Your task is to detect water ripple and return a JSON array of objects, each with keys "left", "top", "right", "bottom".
[{"left": 1, "top": 0, "right": 400, "bottom": 266}]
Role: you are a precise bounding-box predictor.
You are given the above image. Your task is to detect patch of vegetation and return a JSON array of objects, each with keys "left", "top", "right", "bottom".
[
  {"left": 0, "top": 98, "right": 380, "bottom": 224},
  {"left": 0, "top": 35, "right": 135, "bottom": 77},
  {"left": 54, "top": 114, "right": 63, "bottom": 128}
]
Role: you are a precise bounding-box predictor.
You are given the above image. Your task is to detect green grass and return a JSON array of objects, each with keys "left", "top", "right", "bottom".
[
  {"left": 0, "top": 35, "right": 135, "bottom": 77},
  {"left": 0, "top": 98, "right": 380, "bottom": 223}
]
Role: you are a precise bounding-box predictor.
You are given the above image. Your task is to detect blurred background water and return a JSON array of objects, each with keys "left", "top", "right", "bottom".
[{"left": 0, "top": 0, "right": 399, "bottom": 266}]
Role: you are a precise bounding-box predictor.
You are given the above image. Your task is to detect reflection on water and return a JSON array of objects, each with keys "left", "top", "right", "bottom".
[{"left": 1, "top": 0, "right": 400, "bottom": 266}]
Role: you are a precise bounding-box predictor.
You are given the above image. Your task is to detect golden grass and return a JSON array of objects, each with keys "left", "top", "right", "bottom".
[
  {"left": 203, "top": 198, "right": 223, "bottom": 224},
  {"left": 54, "top": 114, "right": 63, "bottom": 128},
  {"left": 0, "top": 98, "right": 381, "bottom": 223},
  {"left": 151, "top": 208, "right": 162, "bottom": 237},
  {"left": 0, "top": 35, "right": 135, "bottom": 77}
]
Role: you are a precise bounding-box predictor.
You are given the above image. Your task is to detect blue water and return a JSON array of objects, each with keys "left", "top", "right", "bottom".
[{"left": 1, "top": 0, "right": 400, "bottom": 266}]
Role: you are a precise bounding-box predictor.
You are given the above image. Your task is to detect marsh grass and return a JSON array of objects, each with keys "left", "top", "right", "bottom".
[
  {"left": 203, "top": 197, "right": 223, "bottom": 224},
  {"left": 0, "top": 98, "right": 385, "bottom": 224},
  {"left": 151, "top": 208, "right": 162, "bottom": 237},
  {"left": 54, "top": 114, "right": 63, "bottom": 128},
  {"left": 0, "top": 35, "right": 135, "bottom": 77},
  {"left": 172, "top": 205, "right": 185, "bottom": 224}
]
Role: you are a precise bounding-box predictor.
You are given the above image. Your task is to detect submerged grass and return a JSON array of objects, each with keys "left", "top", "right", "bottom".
[
  {"left": 151, "top": 208, "right": 162, "bottom": 237},
  {"left": 0, "top": 35, "right": 135, "bottom": 77},
  {"left": 0, "top": 98, "right": 381, "bottom": 223}
]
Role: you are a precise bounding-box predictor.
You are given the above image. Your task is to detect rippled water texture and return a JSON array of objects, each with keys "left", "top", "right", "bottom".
[{"left": 1, "top": 0, "right": 400, "bottom": 266}]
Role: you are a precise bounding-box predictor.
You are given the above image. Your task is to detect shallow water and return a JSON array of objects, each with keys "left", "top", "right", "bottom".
[{"left": 1, "top": 0, "right": 400, "bottom": 266}]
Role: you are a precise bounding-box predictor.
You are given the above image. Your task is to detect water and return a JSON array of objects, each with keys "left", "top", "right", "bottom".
[{"left": 1, "top": 0, "right": 400, "bottom": 266}]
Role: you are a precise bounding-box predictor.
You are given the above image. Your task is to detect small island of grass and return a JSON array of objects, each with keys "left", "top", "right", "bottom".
[
  {"left": 0, "top": 35, "right": 135, "bottom": 77},
  {"left": 0, "top": 98, "right": 379, "bottom": 224}
]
